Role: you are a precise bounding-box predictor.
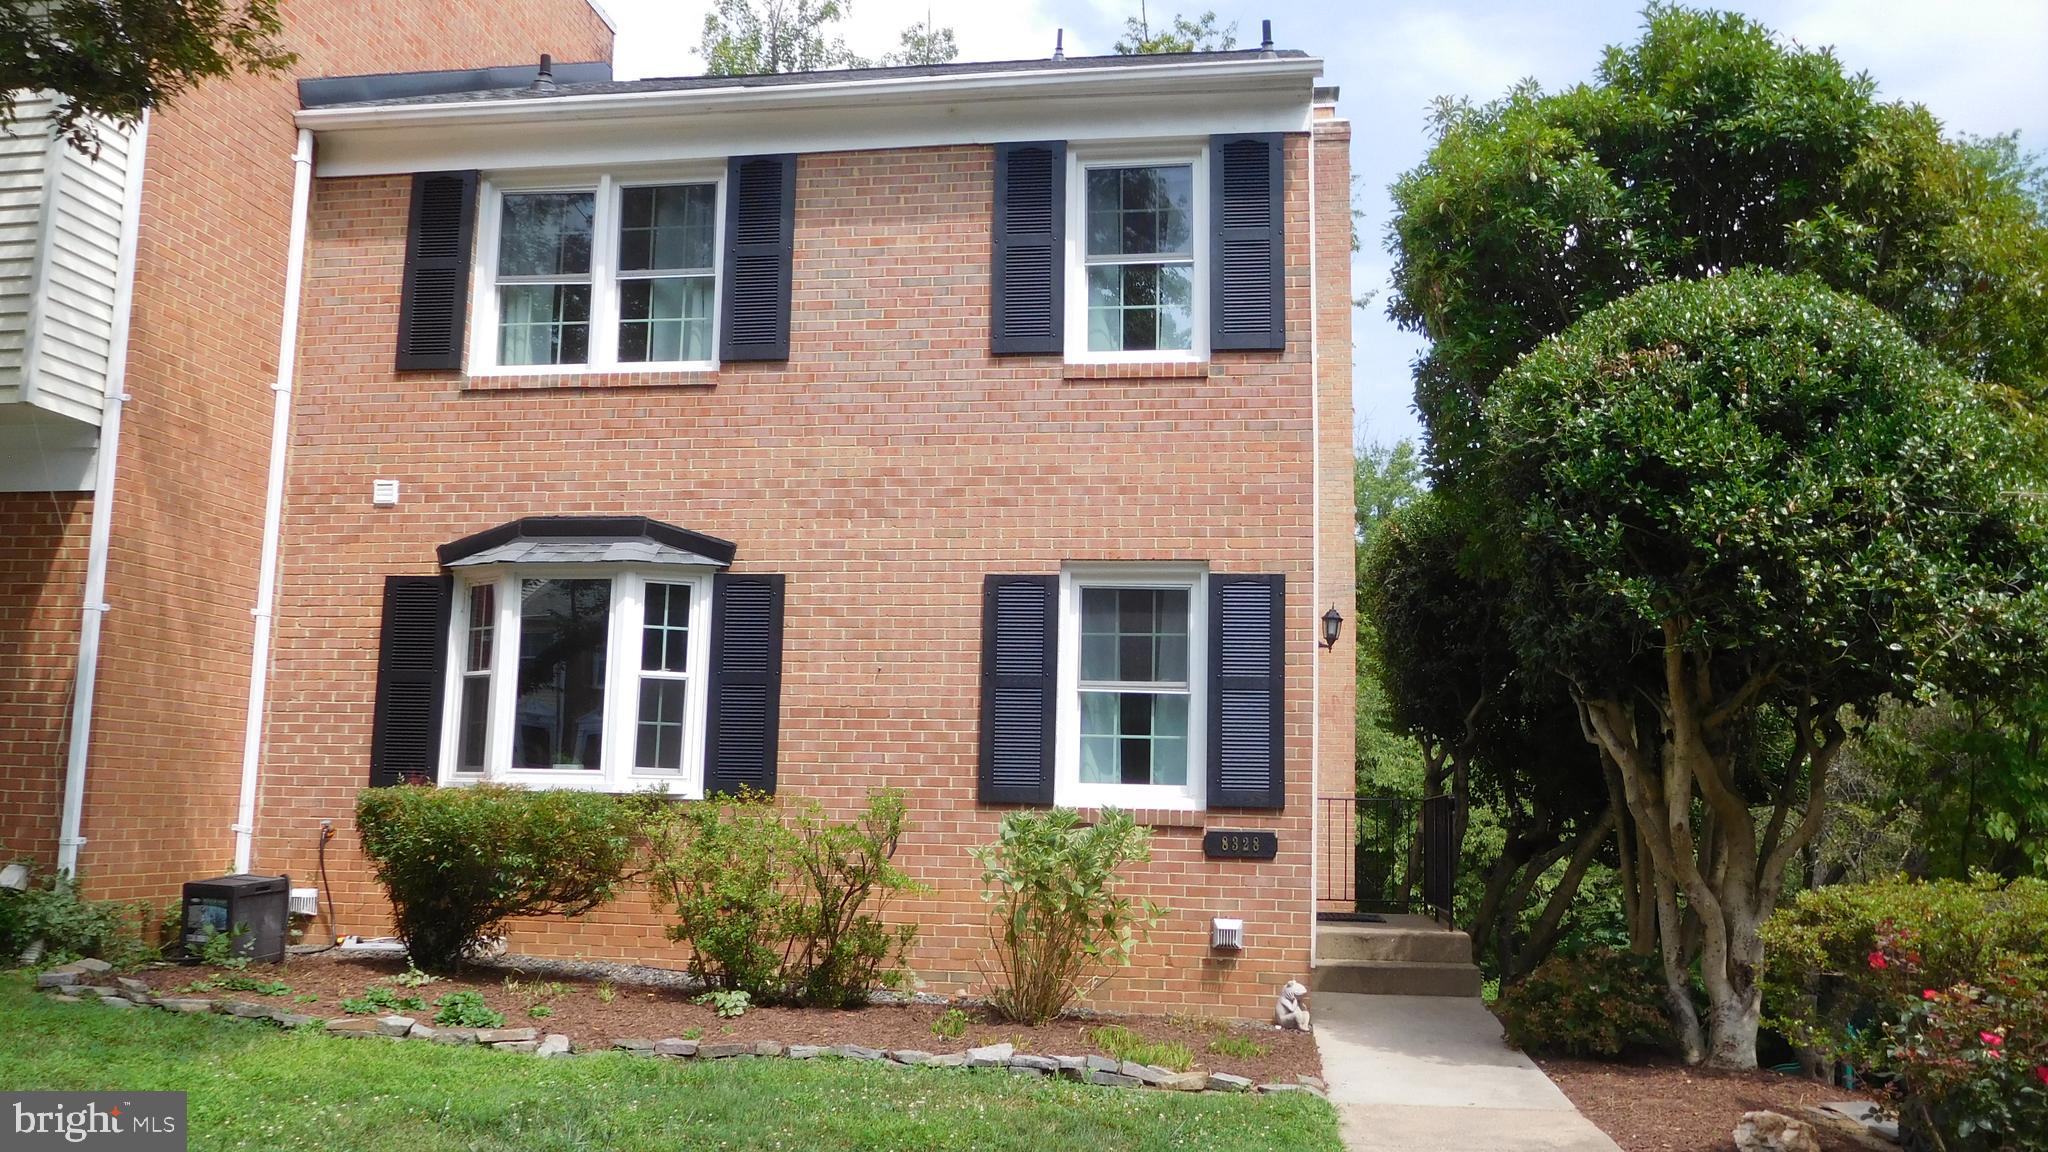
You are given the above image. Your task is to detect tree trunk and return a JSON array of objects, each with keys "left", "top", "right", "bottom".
[
  {"left": 1511, "top": 804, "right": 1618, "bottom": 980},
  {"left": 1577, "top": 645, "right": 1841, "bottom": 1070}
]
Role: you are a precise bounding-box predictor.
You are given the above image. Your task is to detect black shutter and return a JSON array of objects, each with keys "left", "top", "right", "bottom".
[
  {"left": 721, "top": 155, "right": 797, "bottom": 362},
  {"left": 1208, "top": 573, "right": 1284, "bottom": 809},
  {"left": 369, "top": 575, "right": 452, "bottom": 786},
  {"left": 395, "top": 171, "right": 478, "bottom": 371},
  {"left": 1209, "top": 134, "right": 1285, "bottom": 351},
  {"left": 990, "top": 142, "right": 1065, "bottom": 355},
  {"left": 704, "top": 573, "right": 786, "bottom": 795},
  {"left": 978, "top": 575, "right": 1057, "bottom": 804}
]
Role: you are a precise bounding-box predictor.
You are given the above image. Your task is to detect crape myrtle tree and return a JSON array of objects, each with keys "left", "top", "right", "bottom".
[
  {"left": 1485, "top": 271, "right": 2047, "bottom": 1067},
  {"left": 1388, "top": 4, "right": 2048, "bottom": 484},
  {"left": 1379, "top": 1, "right": 2048, "bottom": 1068}
]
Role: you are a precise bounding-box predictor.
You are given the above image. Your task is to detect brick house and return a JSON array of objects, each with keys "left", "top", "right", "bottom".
[{"left": 3, "top": 7, "right": 1356, "bottom": 1015}]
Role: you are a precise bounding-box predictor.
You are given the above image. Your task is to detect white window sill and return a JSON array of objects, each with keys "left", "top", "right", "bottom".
[
  {"left": 1056, "top": 784, "right": 1204, "bottom": 813},
  {"left": 442, "top": 771, "right": 696, "bottom": 797}
]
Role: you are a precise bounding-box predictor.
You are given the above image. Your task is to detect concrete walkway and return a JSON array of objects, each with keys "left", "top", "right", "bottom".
[{"left": 1312, "top": 992, "right": 1623, "bottom": 1152}]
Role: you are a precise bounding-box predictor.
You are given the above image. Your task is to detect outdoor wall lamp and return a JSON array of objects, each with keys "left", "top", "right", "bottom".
[{"left": 1320, "top": 606, "right": 1344, "bottom": 650}]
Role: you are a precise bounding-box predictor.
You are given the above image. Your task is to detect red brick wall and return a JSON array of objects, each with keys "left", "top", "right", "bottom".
[
  {"left": 256, "top": 126, "right": 1356, "bottom": 1015},
  {"left": 0, "top": 0, "right": 614, "bottom": 898},
  {"left": 0, "top": 494, "right": 91, "bottom": 864}
]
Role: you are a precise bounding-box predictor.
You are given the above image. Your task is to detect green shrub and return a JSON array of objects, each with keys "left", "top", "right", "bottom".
[
  {"left": 645, "top": 788, "right": 919, "bottom": 1007},
  {"left": 0, "top": 870, "right": 156, "bottom": 969},
  {"left": 930, "top": 1007, "right": 969, "bottom": 1040},
  {"left": 1494, "top": 948, "right": 1674, "bottom": 1057},
  {"left": 355, "top": 785, "right": 654, "bottom": 970},
  {"left": 970, "top": 808, "right": 1164, "bottom": 1025},
  {"left": 341, "top": 984, "right": 426, "bottom": 1015},
  {"left": 1763, "top": 877, "right": 2048, "bottom": 1151},
  {"left": 1090, "top": 1024, "right": 1192, "bottom": 1071},
  {"left": 694, "top": 988, "right": 750, "bottom": 1018},
  {"left": 432, "top": 989, "right": 504, "bottom": 1029}
]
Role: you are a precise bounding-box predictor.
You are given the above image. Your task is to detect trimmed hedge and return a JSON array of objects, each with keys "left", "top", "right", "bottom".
[{"left": 355, "top": 785, "right": 655, "bottom": 970}]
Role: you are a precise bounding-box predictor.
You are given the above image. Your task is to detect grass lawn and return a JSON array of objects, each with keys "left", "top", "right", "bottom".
[{"left": 2, "top": 976, "right": 1344, "bottom": 1151}]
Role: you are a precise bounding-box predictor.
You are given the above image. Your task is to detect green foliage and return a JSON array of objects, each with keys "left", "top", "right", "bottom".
[
  {"left": 1887, "top": 980, "right": 2047, "bottom": 1152},
  {"left": 391, "top": 964, "right": 438, "bottom": 989},
  {"left": 695, "top": 989, "right": 751, "bottom": 1019},
  {"left": 1354, "top": 439, "right": 1425, "bottom": 552},
  {"left": 431, "top": 989, "right": 504, "bottom": 1030},
  {"left": 341, "top": 985, "right": 426, "bottom": 1016},
  {"left": 1388, "top": 3, "right": 2048, "bottom": 479},
  {"left": 527, "top": 1004, "right": 553, "bottom": 1020},
  {"left": 1487, "top": 270, "right": 2046, "bottom": 712},
  {"left": 1766, "top": 880, "right": 2048, "bottom": 1151},
  {"left": 0, "top": 871, "right": 155, "bottom": 969},
  {"left": 197, "top": 923, "right": 250, "bottom": 970},
  {"left": 0, "top": 0, "right": 295, "bottom": 153},
  {"left": 1090, "top": 1025, "right": 1191, "bottom": 1072},
  {"left": 698, "top": 0, "right": 959, "bottom": 75},
  {"left": 354, "top": 785, "right": 653, "bottom": 970},
  {"left": 645, "top": 789, "right": 919, "bottom": 1007},
  {"left": 971, "top": 808, "right": 1165, "bottom": 1025},
  {"left": 1494, "top": 948, "right": 1675, "bottom": 1057},
  {"left": 1761, "top": 876, "right": 2048, "bottom": 1052},
  {"left": 878, "top": 15, "right": 956, "bottom": 67},
  {"left": 1205, "top": 1033, "right": 1267, "bottom": 1060},
  {"left": 1850, "top": 691, "right": 2048, "bottom": 879},
  {"left": 595, "top": 981, "right": 615, "bottom": 1004},
  {"left": 1113, "top": 8, "right": 1235, "bottom": 54},
  {"left": 930, "top": 1007, "right": 969, "bottom": 1040}
]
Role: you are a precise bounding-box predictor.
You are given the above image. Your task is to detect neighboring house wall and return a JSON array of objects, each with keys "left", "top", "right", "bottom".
[
  {"left": 257, "top": 122, "right": 1354, "bottom": 1014},
  {"left": 0, "top": 0, "right": 613, "bottom": 891},
  {"left": 0, "top": 495, "right": 89, "bottom": 860}
]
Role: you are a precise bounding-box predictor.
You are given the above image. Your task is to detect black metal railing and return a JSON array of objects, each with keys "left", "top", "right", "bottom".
[{"left": 1318, "top": 793, "right": 1456, "bottom": 925}]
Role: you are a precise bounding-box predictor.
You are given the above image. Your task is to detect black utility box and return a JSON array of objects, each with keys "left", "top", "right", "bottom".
[{"left": 180, "top": 874, "right": 288, "bottom": 964}]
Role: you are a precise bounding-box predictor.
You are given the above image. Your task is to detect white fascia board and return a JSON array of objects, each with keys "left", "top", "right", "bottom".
[{"left": 303, "top": 58, "right": 1323, "bottom": 177}]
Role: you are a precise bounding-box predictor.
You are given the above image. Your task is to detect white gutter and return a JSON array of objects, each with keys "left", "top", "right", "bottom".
[
  {"left": 294, "top": 56, "right": 1326, "bottom": 130},
  {"left": 231, "top": 127, "right": 315, "bottom": 875},
  {"left": 58, "top": 110, "right": 151, "bottom": 876},
  {"left": 1305, "top": 119, "right": 1321, "bottom": 969}
]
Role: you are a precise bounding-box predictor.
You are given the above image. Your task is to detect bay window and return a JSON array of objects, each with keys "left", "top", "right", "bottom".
[
  {"left": 475, "top": 171, "right": 722, "bottom": 372},
  {"left": 441, "top": 566, "right": 712, "bottom": 792}
]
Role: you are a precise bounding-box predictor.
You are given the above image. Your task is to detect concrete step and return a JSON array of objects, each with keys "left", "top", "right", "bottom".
[
  {"left": 1311, "top": 959, "right": 1485, "bottom": 997},
  {"left": 1316, "top": 923, "right": 1475, "bottom": 964}
]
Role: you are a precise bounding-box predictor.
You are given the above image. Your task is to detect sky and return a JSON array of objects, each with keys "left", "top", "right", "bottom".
[{"left": 594, "top": 0, "right": 2048, "bottom": 448}]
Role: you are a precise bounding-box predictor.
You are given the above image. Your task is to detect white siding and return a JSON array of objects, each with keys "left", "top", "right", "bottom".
[
  {"left": 0, "top": 91, "right": 135, "bottom": 428},
  {"left": 0, "top": 92, "right": 53, "bottom": 405}
]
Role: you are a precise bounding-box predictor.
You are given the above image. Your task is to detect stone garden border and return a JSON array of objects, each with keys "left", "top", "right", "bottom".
[{"left": 34, "top": 960, "right": 1325, "bottom": 1098}]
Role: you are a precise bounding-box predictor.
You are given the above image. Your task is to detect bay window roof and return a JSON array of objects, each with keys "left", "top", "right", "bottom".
[{"left": 438, "top": 515, "right": 735, "bottom": 568}]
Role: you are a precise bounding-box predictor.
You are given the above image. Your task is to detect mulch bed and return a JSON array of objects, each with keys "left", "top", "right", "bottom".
[
  {"left": 1538, "top": 1055, "right": 1882, "bottom": 1152},
  {"left": 139, "top": 952, "right": 1319, "bottom": 1084}
]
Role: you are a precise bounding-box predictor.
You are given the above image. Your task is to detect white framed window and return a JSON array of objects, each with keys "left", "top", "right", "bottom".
[
  {"left": 470, "top": 168, "right": 724, "bottom": 374},
  {"left": 439, "top": 565, "right": 714, "bottom": 794},
  {"left": 1055, "top": 564, "right": 1208, "bottom": 811},
  {"left": 1065, "top": 145, "right": 1208, "bottom": 364}
]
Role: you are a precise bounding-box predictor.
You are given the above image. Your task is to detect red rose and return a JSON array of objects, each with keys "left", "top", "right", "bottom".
[
  {"left": 2036, "top": 1065, "right": 2048, "bottom": 1087},
  {"left": 1923, "top": 989, "right": 1940, "bottom": 1000},
  {"left": 1981, "top": 1032, "right": 2003, "bottom": 1048},
  {"left": 1868, "top": 952, "right": 1888, "bottom": 970}
]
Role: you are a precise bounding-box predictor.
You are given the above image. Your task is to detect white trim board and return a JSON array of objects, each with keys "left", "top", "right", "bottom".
[{"left": 310, "top": 84, "right": 1314, "bottom": 178}]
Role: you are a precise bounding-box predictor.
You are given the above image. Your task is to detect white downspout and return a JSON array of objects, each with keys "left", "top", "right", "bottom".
[
  {"left": 232, "top": 128, "right": 315, "bottom": 875},
  {"left": 58, "top": 111, "right": 152, "bottom": 876},
  {"left": 1305, "top": 116, "right": 1322, "bottom": 970}
]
